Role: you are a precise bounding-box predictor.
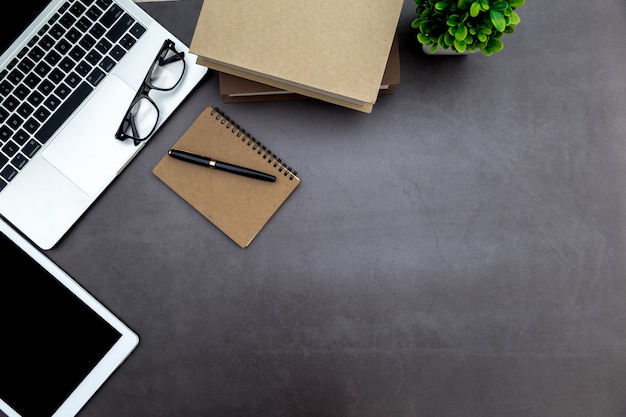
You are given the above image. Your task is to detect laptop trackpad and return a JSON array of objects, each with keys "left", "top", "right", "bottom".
[{"left": 42, "top": 75, "right": 140, "bottom": 197}]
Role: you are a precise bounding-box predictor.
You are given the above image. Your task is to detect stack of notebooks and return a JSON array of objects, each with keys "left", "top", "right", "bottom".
[
  {"left": 218, "top": 34, "right": 401, "bottom": 104},
  {"left": 189, "top": 0, "right": 405, "bottom": 113}
]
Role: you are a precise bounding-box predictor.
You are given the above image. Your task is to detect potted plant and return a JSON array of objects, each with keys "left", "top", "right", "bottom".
[{"left": 411, "top": 0, "right": 525, "bottom": 55}]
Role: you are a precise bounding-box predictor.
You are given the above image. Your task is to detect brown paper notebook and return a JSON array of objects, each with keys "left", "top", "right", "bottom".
[
  {"left": 219, "top": 34, "right": 401, "bottom": 104},
  {"left": 189, "top": 0, "right": 404, "bottom": 113},
  {"left": 153, "top": 106, "right": 300, "bottom": 248}
]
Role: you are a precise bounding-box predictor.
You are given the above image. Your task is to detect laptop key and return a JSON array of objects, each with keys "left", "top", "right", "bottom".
[
  {"left": 0, "top": 109, "right": 9, "bottom": 125},
  {"left": 0, "top": 164, "right": 18, "bottom": 183},
  {"left": 38, "top": 34, "right": 55, "bottom": 51},
  {"left": 27, "top": 91, "right": 44, "bottom": 107},
  {"left": 85, "top": 50, "right": 102, "bottom": 66},
  {"left": 49, "top": 23, "right": 67, "bottom": 39},
  {"left": 37, "top": 24, "right": 50, "bottom": 37},
  {"left": 24, "top": 73, "right": 41, "bottom": 89},
  {"left": 2, "top": 140, "right": 19, "bottom": 157},
  {"left": 99, "top": 56, "right": 116, "bottom": 72},
  {"left": 70, "top": 45, "right": 86, "bottom": 61},
  {"left": 12, "top": 130, "right": 29, "bottom": 145},
  {"left": 95, "top": 38, "right": 113, "bottom": 54},
  {"left": 80, "top": 34, "right": 97, "bottom": 51},
  {"left": 14, "top": 85, "right": 29, "bottom": 100},
  {"left": 0, "top": 80, "right": 13, "bottom": 96},
  {"left": 44, "top": 95, "right": 61, "bottom": 112},
  {"left": 44, "top": 50, "right": 62, "bottom": 66},
  {"left": 6, "top": 56, "right": 19, "bottom": 71},
  {"left": 101, "top": 4, "right": 123, "bottom": 27},
  {"left": 86, "top": 6, "right": 103, "bottom": 22},
  {"left": 55, "top": 38, "right": 71, "bottom": 54},
  {"left": 90, "top": 22, "right": 106, "bottom": 39},
  {"left": 34, "top": 107, "right": 51, "bottom": 123},
  {"left": 17, "top": 57, "right": 35, "bottom": 74},
  {"left": 3, "top": 96, "right": 19, "bottom": 112},
  {"left": 106, "top": 13, "right": 135, "bottom": 42},
  {"left": 0, "top": 126, "right": 12, "bottom": 141},
  {"left": 60, "top": 13, "right": 77, "bottom": 30},
  {"left": 76, "top": 61, "right": 92, "bottom": 77},
  {"left": 38, "top": 79, "right": 55, "bottom": 96},
  {"left": 54, "top": 83, "right": 71, "bottom": 99},
  {"left": 87, "top": 67, "right": 105, "bottom": 86},
  {"left": 120, "top": 34, "right": 136, "bottom": 50},
  {"left": 11, "top": 153, "right": 28, "bottom": 170},
  {"left": 65, "top": 27, "right": 81, "bottom": 44},
  {"left": 97, "top": 0, "right": 113, "bottom": 10},
  {"left": 65, "top": 72, "right": 81, "bottom": 88},
  {"left": 17, "top": 103, "right": 34, "bottom": 119},
  {"left": 23, "top": 118, "right": 41, "bottom": 134},
  {"left": 58, "top": 0, "right": 72, "bottom": 14},
  {"left": 6, "top": 114, "right": 23, "bottom": 130},
  {"left": 27, "top": 46, "right": 45, "bottom": 62},
  {"left": 48, "top": 69, "right": 65, "bottom": 83},
  {"left": 77, "top": 17, "right": 93, "bottom": 33},
  {"left": 129, "top": 22, "right": 146, "bottom": 39},
  {"left": 58, "top": 57, "right": 75, "bottom": 73},
  {"left": 35, "top": 82, "right": 93, "bottom": 144},
  {"left": 109, "top": 45, "right": 126, "bottom": 61},
  {"left": 7, "top": 69, "right": 24, "bottom": 85},
  {"left": 69, "top": 2, "right": 87, "bottom": 17},
  {"left": 47, "top": 12, "right": 61, "bottom": 26},
  {"left": 22, "top": 139, "right": 41, "bottom": 158}
]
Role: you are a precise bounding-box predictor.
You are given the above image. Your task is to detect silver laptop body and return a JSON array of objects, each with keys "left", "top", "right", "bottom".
[{"left": 0, "top": 0, "right": 208, "bottom": 250}]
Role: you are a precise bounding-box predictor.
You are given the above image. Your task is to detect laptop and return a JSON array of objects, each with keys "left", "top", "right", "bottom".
[
  {"left": 0, "top": 0, "right": 208, "bottom": 250},
  {"left": 0, "top": 218, "right": 139, "bottom": 417}
]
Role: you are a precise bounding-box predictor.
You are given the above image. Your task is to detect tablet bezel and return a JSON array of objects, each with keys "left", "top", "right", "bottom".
[{"left": 0, "top": 219, "right": 139, "bottom": 417}]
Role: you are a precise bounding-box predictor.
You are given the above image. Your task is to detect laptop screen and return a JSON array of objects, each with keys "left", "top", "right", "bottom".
[
  {"left": 0, "top": 0, "right": 52, "bottom": 55},
  {"left": 0, "top": 231, "right": 123, "bottom": 417}
]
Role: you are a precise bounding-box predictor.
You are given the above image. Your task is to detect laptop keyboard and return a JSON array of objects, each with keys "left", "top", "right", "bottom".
[{"left": 0, "top": 0, "right": 146, "bottom": 192}]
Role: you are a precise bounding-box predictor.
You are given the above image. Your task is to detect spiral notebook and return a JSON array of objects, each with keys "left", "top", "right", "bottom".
[{"left": 153, "top": 106, "right": 300, "bottom": 248}]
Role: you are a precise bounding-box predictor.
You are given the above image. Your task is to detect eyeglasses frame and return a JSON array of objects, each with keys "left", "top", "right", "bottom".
[{"left": 115, "top": 39, "right": 186, "bottom": 146}]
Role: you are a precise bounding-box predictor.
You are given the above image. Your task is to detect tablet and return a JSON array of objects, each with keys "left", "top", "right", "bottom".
[{"left": 0, "top": 220, "right": 139, "bottom": 417}]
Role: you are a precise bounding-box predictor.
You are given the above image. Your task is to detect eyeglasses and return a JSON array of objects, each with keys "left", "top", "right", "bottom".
[{"left": 115, "top": 39, "right": 186, "bottom": 146}]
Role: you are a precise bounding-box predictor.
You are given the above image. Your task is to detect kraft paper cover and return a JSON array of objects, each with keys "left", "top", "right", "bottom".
[
  {"left": 153, "top": 107, "right": 300, "bottom": 248},
  {"left": 189, "top": 0, "right": 404, "bottom": 112}
]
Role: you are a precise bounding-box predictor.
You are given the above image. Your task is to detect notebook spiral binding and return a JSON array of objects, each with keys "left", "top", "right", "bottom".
[{"left": 210, "top": 107, "right": 298, "bottom": 180}]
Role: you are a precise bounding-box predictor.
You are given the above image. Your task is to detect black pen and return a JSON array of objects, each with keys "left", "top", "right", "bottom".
[{"left": 168, "top": 148, "right": 276, "bottom": 182}]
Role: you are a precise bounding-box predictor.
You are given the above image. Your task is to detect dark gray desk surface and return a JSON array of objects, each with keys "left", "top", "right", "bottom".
[{"left": 40, "top": 0, "right": 626, "bottom": 416}]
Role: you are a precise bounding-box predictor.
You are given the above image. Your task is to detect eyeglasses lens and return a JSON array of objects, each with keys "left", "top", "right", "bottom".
[
  {"left": 124, "top": 98, "right": 159, "bottom": 140},
  {"left": 150, "top": 47, "right": 185, "bottom": 90},
  {"left": 119, "top": 45, "right": 185, "bottom": 141}
]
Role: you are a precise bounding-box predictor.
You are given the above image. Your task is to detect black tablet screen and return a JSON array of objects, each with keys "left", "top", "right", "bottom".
[{"left": 0, "top": 232, "right": 121, "bottom": 417}]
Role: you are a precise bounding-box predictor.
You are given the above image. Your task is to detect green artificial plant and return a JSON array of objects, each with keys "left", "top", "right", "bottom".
[{"left": 412, "top": 0, "right": 525, "bottom": 55}]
